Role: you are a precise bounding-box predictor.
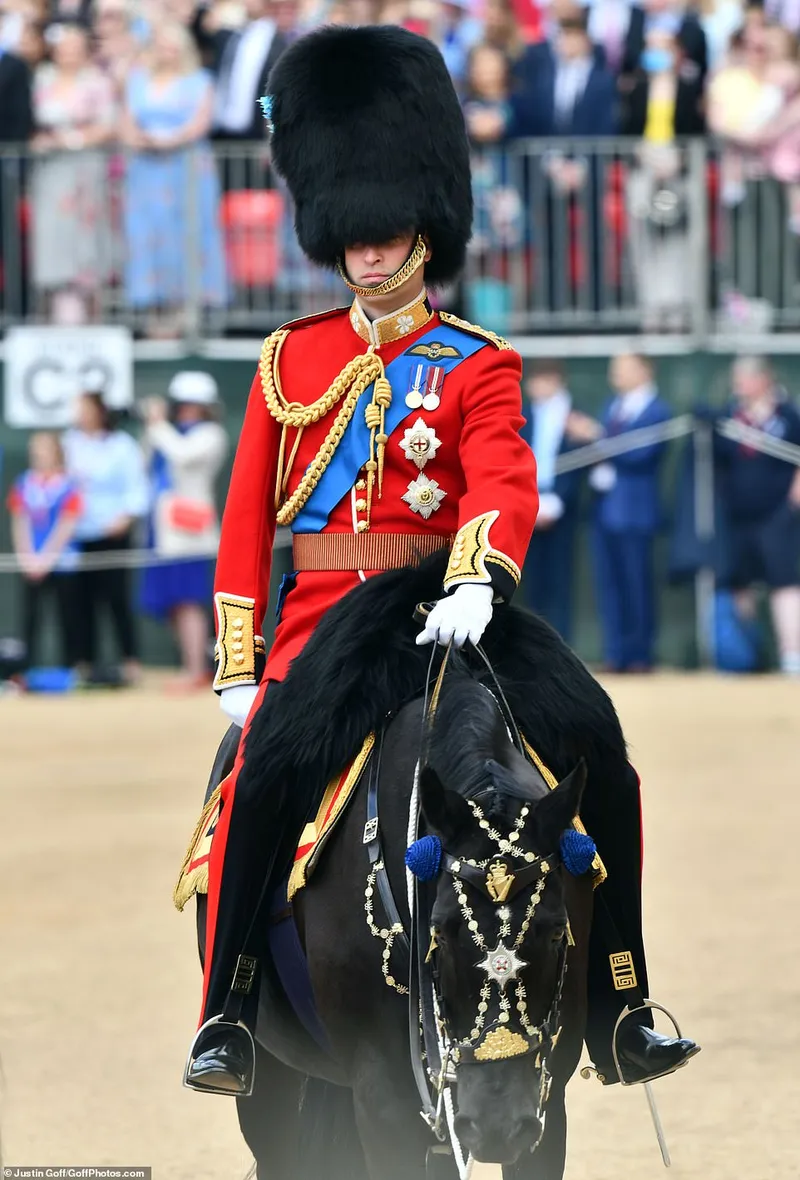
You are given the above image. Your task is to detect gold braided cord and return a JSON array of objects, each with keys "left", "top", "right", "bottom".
[
  {"left": 260, "top": 330, "right": 377, "bottom": 428},
  {"left": 259, "top": 329, "right": 391, "bottom": 527},
  {"left": 338, "top": 235, "right": 427, "bottom": 299}
]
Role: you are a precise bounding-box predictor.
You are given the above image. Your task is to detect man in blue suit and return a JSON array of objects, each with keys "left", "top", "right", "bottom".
[
  {"left": 522, "top": 360, "right": 600, "bottom": 642},
  {"left": 509, "top": 8, "right": 618, "bottom": 313},
  {"left": 510, "top": 10, "right": 618, "bottom": 140},
  {"left": 591, "top": 353, "right": 671, "bottom": 671}
]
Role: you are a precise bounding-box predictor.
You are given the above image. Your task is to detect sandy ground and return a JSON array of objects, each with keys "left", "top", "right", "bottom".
[{"left": 0, "top": 674, "right": 798, "bottom": 1180}]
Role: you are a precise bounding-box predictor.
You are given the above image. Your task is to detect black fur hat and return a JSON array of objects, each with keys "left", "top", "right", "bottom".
[{"left": 266, "top": 25, "right": 473, "bottom": 285}]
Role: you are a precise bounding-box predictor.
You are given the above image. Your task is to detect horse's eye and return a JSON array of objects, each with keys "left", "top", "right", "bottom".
[{"left": 551, "top": 927, "right": 567, "bottom": 943}]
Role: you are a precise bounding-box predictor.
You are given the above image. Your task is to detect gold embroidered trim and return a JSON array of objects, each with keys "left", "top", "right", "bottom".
[
  {"left": 523, "top": 739, "right": 607, "bottom": 887},
  {"left": 338, "top": 235, "right": 427, "bottom": 299},
  {"left": 439, "top": 311, "right": 513, "bottom": 351},
  {"left": 473, "top": 1027, "right": 530, "bottom": 1061},
  {"left": 288, "top": 732, "right": 376, "bottom": 899},
  {"left": 349, "top": 288, "right": 433, "bottom": 347},
  {"left": 259, "top": 332, "right": 391, "bottom": 527},
  {"left": 610, "top": 951, "right": 638, "bottom": 991},
  {"left": 443, "top": 511, "right": 521, "bottom": 591},
  {"left": 172, "top": 781, "right": 222, "bottom": 911},
  {"left": 213, "top": 593, "right": 261, "bottom": 689}
]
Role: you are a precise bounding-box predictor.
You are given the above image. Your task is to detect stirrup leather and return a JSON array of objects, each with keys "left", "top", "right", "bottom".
[{"left": 182, "top": 1014, "right": 256, "bottom": 1097}]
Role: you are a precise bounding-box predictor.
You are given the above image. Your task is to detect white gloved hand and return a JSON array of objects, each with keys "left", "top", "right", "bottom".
[
  {"left": 219, "top": 683, "right": 259, "bottom": 728},
  {"left": 416, "top": 583, "right": 494, "bottom": 648}
]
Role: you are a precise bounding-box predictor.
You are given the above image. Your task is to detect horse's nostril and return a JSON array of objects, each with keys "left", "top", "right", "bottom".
[
  {"left": 453, "top": 1114, "right": 479, "bottom": 1144},
  {"left": 518, "top": 1115, "right": 543, "bottom": 1146}
]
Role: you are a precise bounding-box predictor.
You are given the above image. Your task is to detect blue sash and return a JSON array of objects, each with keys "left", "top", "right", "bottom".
[{"left": 293, "top": 323, "right": 486, "bottom": 533}]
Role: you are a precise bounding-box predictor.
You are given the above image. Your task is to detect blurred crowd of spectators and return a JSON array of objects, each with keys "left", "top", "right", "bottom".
[
  {"left": 4, "top": 352, "right": 800, "bottom": 682},
  {"left": 4, "top": 373, "right": 227, "bottom": 689},
  {"left": 522, "top": 350, "right": 800, "bottom": 674},
  {"left": 3, "top": 0, "right": 800, "bottom": 329}
]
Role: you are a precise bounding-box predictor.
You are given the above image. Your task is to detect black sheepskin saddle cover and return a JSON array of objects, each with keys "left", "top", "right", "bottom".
[{"left": 238, "top": 554, "right": 628, "bottom": 897}]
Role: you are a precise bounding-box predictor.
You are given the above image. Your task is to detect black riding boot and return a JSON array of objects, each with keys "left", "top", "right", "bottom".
[
  {"left": 185, "top": 1017, "right": 257, "bottom": 1096},
  {"left": 580, "top": 762, "right": 700, "bottom": 1084}
]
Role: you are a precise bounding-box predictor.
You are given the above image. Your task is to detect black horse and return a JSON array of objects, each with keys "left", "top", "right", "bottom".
[{"left": 194, "top": 555, "right": 636, "bottom": 1179}]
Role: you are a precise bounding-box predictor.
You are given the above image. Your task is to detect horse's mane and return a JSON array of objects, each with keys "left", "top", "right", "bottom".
[{"left": 426, "top": 672, "right": 514, "bottom": 799}]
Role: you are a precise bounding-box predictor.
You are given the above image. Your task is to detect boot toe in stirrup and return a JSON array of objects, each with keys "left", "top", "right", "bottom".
[
  {"left": 617, "top": 1024, "right": 701, "bottom": 1085},
  {"left": 183, "top": 1019, "right": 255, "bottom": 1096}
]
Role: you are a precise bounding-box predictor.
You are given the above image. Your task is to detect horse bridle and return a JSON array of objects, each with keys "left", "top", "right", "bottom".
[
  {"left": 408, "top": 635, "right": 570, "bottom": 1145},
  {"left": 427, "top": 826, "right": 569, "bottom": 1132}
]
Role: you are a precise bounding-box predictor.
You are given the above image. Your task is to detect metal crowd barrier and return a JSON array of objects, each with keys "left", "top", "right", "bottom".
[
  {"left": 2, "top": 414, "right": 799, "bottom": 670},
  {"left": 0, "top": 136, "right": 778, "bottom": 345}
]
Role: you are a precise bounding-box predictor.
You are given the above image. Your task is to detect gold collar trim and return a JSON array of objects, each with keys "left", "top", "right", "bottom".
[{"left": 349, "top": 289, "right": 434, "bottom": 349}]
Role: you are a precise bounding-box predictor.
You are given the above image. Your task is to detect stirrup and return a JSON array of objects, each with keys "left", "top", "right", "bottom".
[
  {"left": 182, "top": 1014, "right": 256, "bottom": 1097},
  {"left": 611, "top": 1000, "right": 689, "bottom": 1087}
]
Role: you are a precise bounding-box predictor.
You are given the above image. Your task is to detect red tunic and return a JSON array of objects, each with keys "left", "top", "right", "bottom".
[
  {"left": 199, "top": 296, "right": 540, "bottom": 1022},
  {"left": 212, "top": 300, "right": 539, "bottom": 686}
]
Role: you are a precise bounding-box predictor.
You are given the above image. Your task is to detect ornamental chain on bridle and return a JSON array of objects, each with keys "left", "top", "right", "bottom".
[
  {"left": 441, "top": 797, "right": 567, "bottom": 1071},
  {"left": 259, "top": 330, "right": 393, "bottom": 528}
]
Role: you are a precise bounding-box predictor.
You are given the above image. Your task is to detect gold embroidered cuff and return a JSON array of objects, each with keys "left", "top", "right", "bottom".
[
  {"left": 443, "top": 511, "right": 521, "bottom": 600},
  {"left": 213, "top": 593, "right": 265, "bottom": 690}
]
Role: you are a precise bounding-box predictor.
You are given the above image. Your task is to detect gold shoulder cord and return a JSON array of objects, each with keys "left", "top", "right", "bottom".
[{"left": 259, "top": 330, "right": 392, "bottom": 527}]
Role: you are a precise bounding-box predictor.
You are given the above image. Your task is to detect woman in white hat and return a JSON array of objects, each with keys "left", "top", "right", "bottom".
[{"left": 140, "top": 371, "right": 228, "bottom": 691}]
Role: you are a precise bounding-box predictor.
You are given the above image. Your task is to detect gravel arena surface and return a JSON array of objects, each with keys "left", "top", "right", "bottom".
[{"left": 1, "top": 674, "right": 798, "bottom": 1180}]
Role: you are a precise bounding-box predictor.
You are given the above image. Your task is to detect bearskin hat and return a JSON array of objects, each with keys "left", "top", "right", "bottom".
[{"left": 266, "top": 25, "right": 473, "bottom": 285}]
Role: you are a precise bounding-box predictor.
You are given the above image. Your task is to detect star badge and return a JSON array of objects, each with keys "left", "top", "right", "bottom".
[
  {"left": 401, "top": 473, "right": 446, "bottom": 520},
  {"left": 400, "top": 418, "right": 441, "bottom": 470},
  {"left": 477, "top": 941, "right": 528, "bottom": 990}
]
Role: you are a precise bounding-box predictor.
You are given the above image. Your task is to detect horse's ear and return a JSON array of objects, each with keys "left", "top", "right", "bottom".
[
  {"left": 420, "top": 765, "right": 474, "bottom": 843},
  {"left": 532, "top": 760, "right": 587, "bottom": 852}
]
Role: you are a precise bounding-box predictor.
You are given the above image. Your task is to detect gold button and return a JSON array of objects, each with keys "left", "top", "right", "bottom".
[
  {"left": 232, "top": 618, "right": 244, "bottom": 631},
  {"left": 232, "top": 641, "right": 244, "bottom": 653},
  {"left": 355, "top": 498, "right": 367, "bottom": 511},
  {"left": 233, "top": 654, "right": 245, "bottom": 664},
  {"left": 356, "top": 520, "right": 368, "bottom": 533},
  {"left": 356, "top": 479, "right": 366, "bottom": 491}
]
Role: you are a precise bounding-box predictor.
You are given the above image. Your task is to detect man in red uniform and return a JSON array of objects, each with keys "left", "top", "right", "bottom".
[{"left": 185, "top": 24, "right": 698, "bottom": 1096}]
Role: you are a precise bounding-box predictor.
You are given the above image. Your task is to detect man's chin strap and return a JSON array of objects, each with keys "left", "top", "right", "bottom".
[{"left": 338, "top": 234, "right": 427, "bottom": 299}]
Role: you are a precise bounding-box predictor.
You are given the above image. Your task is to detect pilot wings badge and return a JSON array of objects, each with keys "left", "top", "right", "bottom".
[{"left": 406, "top": 340, "right": 462, "bottom": 362}]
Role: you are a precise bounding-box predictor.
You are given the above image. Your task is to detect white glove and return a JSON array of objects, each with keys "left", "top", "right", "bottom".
[
  {"left": 416, "top": 583, "right": 494, "bottom": 648},
  {"left": 219, "top": 683, "right": 259, "bottom": 728}
]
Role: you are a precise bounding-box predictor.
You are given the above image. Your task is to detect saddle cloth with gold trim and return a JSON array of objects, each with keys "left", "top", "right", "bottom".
[
  {"left": 172, "top": 729, "right": 604, "bottom": 913},
  {"left": 173, "top": 734, "right": 375, "bottom": 912}
]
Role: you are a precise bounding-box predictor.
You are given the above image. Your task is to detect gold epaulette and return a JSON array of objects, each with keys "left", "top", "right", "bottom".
[{"left": 438, "top": 311, "right": 513, "bottom": 351}]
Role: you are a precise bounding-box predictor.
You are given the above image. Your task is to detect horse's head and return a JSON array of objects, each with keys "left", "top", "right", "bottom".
[{"left": 419, "top": 683, "right": 586, "bottom": 1165}]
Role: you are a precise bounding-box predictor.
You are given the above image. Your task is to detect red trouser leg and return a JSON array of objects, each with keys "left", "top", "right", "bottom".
[{"left": 198, "top": 677, "right": 271, "bottom": 1026}]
